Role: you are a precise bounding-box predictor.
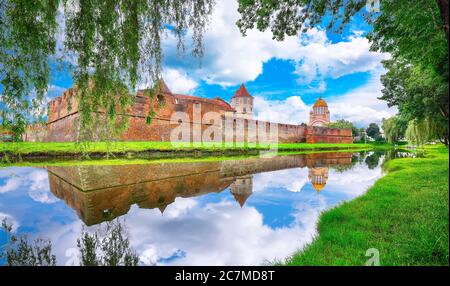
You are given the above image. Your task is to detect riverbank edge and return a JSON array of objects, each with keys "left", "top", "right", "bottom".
[
  {"left": 283, "top": 144, "right": 449, "bottom": 266},
  {"left": 0, "top": 142, "right": 381, "bottom": 161}
]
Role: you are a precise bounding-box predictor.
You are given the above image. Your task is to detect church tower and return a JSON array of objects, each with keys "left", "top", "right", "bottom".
[
  {"left": 230, "top": 84, "right": 253, "bottom": 120},
  {"left": 309, "top": 97, "right": 330, "bottom": 127}
]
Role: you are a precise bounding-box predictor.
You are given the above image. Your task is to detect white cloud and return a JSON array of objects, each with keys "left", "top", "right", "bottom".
[
  {"left": 164, "top": 0, "right": 300, "bottom": 87},
  {"left": 162, "top": 69, "right": 199, "bottom": 94},
  {"left": 0, "top": 167, "right": 57, "bottom": 203},
  {"left": 0, "top": 212, "right": 20, "bottom": 232},
  {"left": 0, "top": 177, "right": 21, "bottom": 194},
  {"left": 253, "top": 95, "right": 310, "bottom": 125},
  {"left": 28, "top": 170, "right": 57, "bottom": 204},
  {"left": 163, "top": 1, "right": 388, "bottom": 90},
  {"left": 252, "top": 168, "right": 309, "bottom": 193},
  {"left": 251, "top": 68, "right": 396, "bottom": 126},
  {"left": 295, "top": 28, "right": 389, "bottom": 84},
  {"left": 327, "top": 69, "right": 397, "bottom": 127}
]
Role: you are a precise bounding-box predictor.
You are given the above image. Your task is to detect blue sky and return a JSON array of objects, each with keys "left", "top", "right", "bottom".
[{"left": 47, "top": 0, "right": 396, "bottom": 127}]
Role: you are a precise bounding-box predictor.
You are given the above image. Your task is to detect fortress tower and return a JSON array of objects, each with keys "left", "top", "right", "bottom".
[
  {"left": 230, "top": 84, "right": 253, "bottom": 119},
  {"left": 309, "top": 97, "right": 330, "bottom": 127}
]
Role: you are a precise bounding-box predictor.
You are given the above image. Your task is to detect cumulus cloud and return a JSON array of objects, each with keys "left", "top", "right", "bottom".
[
  {"left": 163, "top": 0, "right": 300, "bottom": 87},
  {"left": 28, "top": 170, "right": 57, "bottom": 204},
  {"left": 0, "top": 212, "right": 19, "bottom": 232},
  {"left": 0, "top": 177, "right": 21, "bottom": 194},
  {"left": 163, "top": 1, "right": 387, "bottom": 90},
  {"left": 162, "top": 68, "right": 199, "bottom": 94},
  {"left": 0, "top": 167, "right": 57, "bottom": 204},
  {"left": 0, "top": 169, "right": 22, "bottom": 194},
  {"left": 253, "top": 95, "right": 310, "bottom": 125},
  {"left": 295, "top": 29, "right": 389, "bottom": 84},
  {"left": 327, "top": 69, "right": 397, "bottom": 126},
  {"left": 252, "top": 168, "right": 309, "bottom": 193}
]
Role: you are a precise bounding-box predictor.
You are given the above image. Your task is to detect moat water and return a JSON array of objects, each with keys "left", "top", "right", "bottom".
[{"left": 0, "top": 150, "right": 404, "bottom": 265}]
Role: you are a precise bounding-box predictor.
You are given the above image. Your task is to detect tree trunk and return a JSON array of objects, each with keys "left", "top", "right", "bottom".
[{"left": 437, "top": 0, "right": 449, "bottom": 43}]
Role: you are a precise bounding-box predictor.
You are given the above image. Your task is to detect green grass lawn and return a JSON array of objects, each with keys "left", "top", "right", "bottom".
[
  {"left": 0, "top": 141, "right": 372, "bottom": 154},
  {"left": 284, "top": 144, "right": 449, "bottom": 266}
]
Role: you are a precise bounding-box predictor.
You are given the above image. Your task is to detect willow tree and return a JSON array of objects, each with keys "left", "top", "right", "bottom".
[
  {"left": 405, "top": 118, "right": 448, "bottom": 146},
  {"left": 381, "top": 116, "right": 407, "bottom": 144},
  {"left": 0, "top": 0, "right": 214, "bottom": 141}
]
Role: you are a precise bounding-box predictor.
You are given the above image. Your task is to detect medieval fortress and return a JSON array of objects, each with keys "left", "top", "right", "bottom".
[{"left": 24, "top": 81, "right": 352, "bottom": 144}]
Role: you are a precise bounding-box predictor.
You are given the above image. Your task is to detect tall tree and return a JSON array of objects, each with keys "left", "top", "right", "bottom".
[
  {"left": 382, "top": 116, "right": 407, "bottom": 144},
  {"left": 366, "top": 123, "right": 380, "bottom": 139},
  {"left": 327, "top": 119, "right": 359, "bottom": 136}
]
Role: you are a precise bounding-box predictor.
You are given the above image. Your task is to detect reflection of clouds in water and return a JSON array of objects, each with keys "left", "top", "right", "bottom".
[
  {"left": 124, "top": 199, "right": 321, "bottom": 266},
  {"left": 0, "top": 167, "right": 56, "bottom": 203},
  {"left": 0, "top": 212, "right": 19, "bottom": 232},
  {"left": 28, "top": 170, "right": 57, "bottom": 204},
  {"left": 0, "top": 177, "right": 21, "bottom": 194},
  {"left": 252, "top": 168, "right": 309, "bottom": 193},
  {"left": 0, "top": 168, "right": 22, "bottom": 194},
  {"left": 0, "top": 157, "right": 386, "bottom": 266},
  {"left": 328, "top": 161, "right": 383, "bottom": 196}
]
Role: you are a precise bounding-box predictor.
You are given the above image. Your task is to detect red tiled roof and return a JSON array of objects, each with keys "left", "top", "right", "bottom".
[
  {"left": 232, "top": 84, "right": 252, "bottom": 98},
  {"left": 173, "top": 94, "right": 234, "bottom": 111}
]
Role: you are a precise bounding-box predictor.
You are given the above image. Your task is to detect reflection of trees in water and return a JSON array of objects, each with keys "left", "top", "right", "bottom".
[
  {"left": 329, "top": 159, "right": 356, "bottom": 173},
  {"left": 329, "top": 152, "right": 386, "bottom": 173},
  {"left": 365, "top": 152, "right": 384, "bottom": 170},
  {"left": 0, "top": 219, "right": 56, "bottom": 266},
  {"left": 1, "top": 218, "right": 138, "bottom": 266}
]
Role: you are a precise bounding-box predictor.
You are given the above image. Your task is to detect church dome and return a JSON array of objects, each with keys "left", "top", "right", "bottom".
[{"left": 313, "top": 97, "right": 328, "bottom": 107}]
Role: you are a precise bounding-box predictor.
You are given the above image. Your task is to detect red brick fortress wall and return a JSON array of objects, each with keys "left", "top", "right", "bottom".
[
  {"left": 306, "top": 126, "right": 353, "bottom": 144},
  {"left": 25, "top": 89, "right": 353, "bottom": 144}
]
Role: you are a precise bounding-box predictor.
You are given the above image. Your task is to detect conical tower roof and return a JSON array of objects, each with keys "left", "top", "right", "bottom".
[{"left": 232, "top": 84, "right": 252, "bottom": 98}]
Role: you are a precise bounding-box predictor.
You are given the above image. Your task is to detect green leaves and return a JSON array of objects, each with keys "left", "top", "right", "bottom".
[
  {"left": 381, "top": 116, "right": 407, "bottom": 144},
  {"left": 237, "top": 0, "right": 370, "bottom": 41},
  {"left": 1, "top": 0, "right": 59, "bottom": 140}
]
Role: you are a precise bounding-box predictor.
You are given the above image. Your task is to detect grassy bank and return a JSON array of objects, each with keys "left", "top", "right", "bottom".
[
  {"left": 0, "top": 141, "right": 374, "bottom": 160},
  {"left": 285, "top": 144, "right": 449, "bottom": 266}
]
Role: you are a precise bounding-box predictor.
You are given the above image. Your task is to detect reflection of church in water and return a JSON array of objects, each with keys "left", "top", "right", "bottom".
[
  {"left": 230, "top": 166, "right": 329, "bottom": 208},
  {"left": 46, "top": 152, "right": 351, "bottom": 226},
  {"left": 308, "top": 167, "right": 329, "bottom": 192}
]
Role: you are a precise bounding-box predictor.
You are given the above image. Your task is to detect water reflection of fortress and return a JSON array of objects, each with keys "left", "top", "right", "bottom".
[{"left": 47, "top": 152, "right": 352, "bottom": 225}]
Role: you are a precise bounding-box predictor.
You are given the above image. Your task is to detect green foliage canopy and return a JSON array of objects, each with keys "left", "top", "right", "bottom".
[
  {"left": 366, "top": 122, "right": 380, "bottom": 139},
  {"left": 327, "top": 119, "right": 359, "bottom": 137},
  {"left": 381, "top": 116, "right": 407, "bottom": 144}
]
